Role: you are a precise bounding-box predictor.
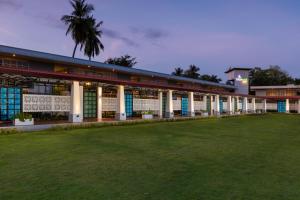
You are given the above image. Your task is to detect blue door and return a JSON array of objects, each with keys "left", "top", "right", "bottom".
[
  {"left": 277, "top": 100, "right": 286, "bottom": 113},
  {"left": 181, "top": 97, "right": 188, "bottom": 116},
  {"left": 219, "top": 97, "right": 223, "bottom": 113},
  {"left": 125, "top": 91, "right": 133, "bottom": 117},
  {"left": 0, "top": 87, "right": 21, "bottom": 121}
]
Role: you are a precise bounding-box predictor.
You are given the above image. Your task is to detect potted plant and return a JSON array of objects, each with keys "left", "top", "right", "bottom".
[
  {"left": 13, "top": 113, "right": 34, "bottom": 126},
  {"left": 142, "top": 110, "right": 154, "bottom": 120},
  {"left": 201, "top": 110, "right": 209, "bottom": 117}
]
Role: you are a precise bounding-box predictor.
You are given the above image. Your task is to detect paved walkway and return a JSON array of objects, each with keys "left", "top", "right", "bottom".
[{"left": 0, "top": 113, "right": 260, "bottom": 132}]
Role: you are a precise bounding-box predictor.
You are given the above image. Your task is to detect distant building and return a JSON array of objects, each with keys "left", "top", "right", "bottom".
[
  {"left": 250, "top": 85, "right": 300, "bottom": 97},
  {"left": 225, "top": 67, "right": 252, "bottom": 95}
]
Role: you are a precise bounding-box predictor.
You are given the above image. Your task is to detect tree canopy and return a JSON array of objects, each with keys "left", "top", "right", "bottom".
[
  {"left": 171, "top": 65, "right": 222, "bottom": 83},
  {"left": 172, "top": 67, "right": 184, "bottom": 76},
  {"left": 61, "top": 0, "right": 104, "bottom": 59},
  {"left": 249, "top": 66, "right": 295, "bottom": 86},
  {"left": 200, "top": 74, "right": 222, "bottom": 83},
  {"left": 105, "top": 55, "right": 137, "bottom": 67}
]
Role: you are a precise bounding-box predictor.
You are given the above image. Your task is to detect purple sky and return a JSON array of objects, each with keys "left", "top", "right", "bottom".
[{"left": 1, "top": 0, "right": 300, "bottom": 81}]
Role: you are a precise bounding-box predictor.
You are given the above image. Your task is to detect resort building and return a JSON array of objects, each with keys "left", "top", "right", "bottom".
[
  {"left": 251, "top": 85, "right": 300, "bottom": 113},
  {"left": 0, "top": 45, "right": 299, "bottom": 125}
]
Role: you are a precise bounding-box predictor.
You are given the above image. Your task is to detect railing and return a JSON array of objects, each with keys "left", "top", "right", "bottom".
[{"left": 0, "top": 58, "right": 30, "bottom": 70}]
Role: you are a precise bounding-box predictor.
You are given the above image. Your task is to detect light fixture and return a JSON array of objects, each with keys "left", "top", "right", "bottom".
[
  {"left": 85, "top": 82, "right": 91, "bottom": 86},
  {"left": 12, "top": 54, "right": 16, "bottom": 57},
  {"left": 88, "top": 65, "right": 91, "bottom": 68}
]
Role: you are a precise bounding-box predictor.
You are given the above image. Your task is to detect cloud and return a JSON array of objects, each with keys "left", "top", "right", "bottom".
[
  {"left": 130, "top": 27, "right": 169, "bottom": 40},
  {"left": 103, "top": 28, "right": 139, "bottom": 47},
  {"left": 37, "top": 14, "right": 65, "bottom": 30},
  {"left": 0, "top": 0, "right": 22, "bottom": 10}
]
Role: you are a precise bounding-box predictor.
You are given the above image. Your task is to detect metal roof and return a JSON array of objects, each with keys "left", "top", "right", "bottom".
[
  {"left": 225, "top": 67, "right": 252, "bottom": 74},
  {"left": 251, "top": 85, "right": 300, "bottom": 90},
  {"left": 0, "top": 45, "right": 235, "bottom": 90}
]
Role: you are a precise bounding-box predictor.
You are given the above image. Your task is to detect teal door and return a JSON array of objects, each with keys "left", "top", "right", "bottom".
[
  {"left": 219, "top": 97, "right": 223, "bottom": 113},
  {"left": 207, "top": 97, "right": 211, "bottom": 114},
  {"left": 125, "top": 91, "right": 133, "bottom": 117},
  {"left": 277, "top": 100, "right": 286, "bottom": 113},
  {"left": 181, "top": 97, "right": 188, "bottom": 116},
  {"left": 0, "top": 87, "right": 21, "bottom": 121},
  {"left": 83, "top": 90, "right": 97, "bottom": 118}
]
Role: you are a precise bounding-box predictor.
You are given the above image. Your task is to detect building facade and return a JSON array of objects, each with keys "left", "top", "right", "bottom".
[
  {"left": 251, "top": 85, "right": 300, "bottom": 113},
  {"left": 0, "top": 45, "right": 299, "bottom": 125}
]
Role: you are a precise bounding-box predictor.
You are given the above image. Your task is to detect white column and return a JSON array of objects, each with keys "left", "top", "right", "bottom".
[
  {"left": 243, "top": 97, "right": 248, "bottom": 113},
  {"left": 215, "top": 95, "right": 220, "bottom": 115},
  {"left": 116, "top": 85, "right": 126, "bottom": 121},
  {"left": 263, "top": 99, "right": 267, "bottom": 113},
  {"left": 286, "top": 99, "right": 290, "bottom": 113},
  {"left": 298, "top": 99, "right": 300, "bottom": 114},
  {"left": 69, "top": 81, "right": 83, "bottom": 123},
  {"left": 236, "top": 96, "right": 240, "bottom": 112},
  {"left": 227, "top": 96, "right": 232, "bottom": 115},
  {"left": 210, "top": 95, "right": 214, "bottom": 115},
  {"left": 97, "top": 86, "right": 102, "bottom": 121},
  {"left": 203, "top": 95, "right": 207, "bottom": 112},
  {"left": 188, "top": 92, "right": 195, "bottom": 117},
  {"left": 158, "top": 90, "right": 163, "bottom": 118},
  {"left": 252, "top": 98, "right": 256, "bottom": 113},
  {"left": 232, "top": 97, "right": 236, "bottom": 113},
  {"left": 166, "top": 90, "right": 174, "bottom": 118},
  {"left": 80, "top": 86, "right": 83, "bottom": 120}
]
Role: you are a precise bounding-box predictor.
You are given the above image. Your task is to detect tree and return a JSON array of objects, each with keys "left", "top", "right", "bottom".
[
  {"left": 61, "top": 0, "right": 94, "bottom": 58},
  {"left": 81, "top": 16, "right": 104, "bottom": 61},
  {"left": 105, "top": 55, "right": 137, "bottom": 67},
  {"left": 172, "top": 67, "right": 184, "bottom": 76},
  {"left": 184, "top": 65, "right": 200, "bottom": 79},
  {"left": 200, "top": 74, "right": 222, "bottom": 83},
  {"left": 294, "top": 78, "right": 300, "bottom": 85},
  {"left": 249, "top": 66, "right": 294, "bottom": 86}
]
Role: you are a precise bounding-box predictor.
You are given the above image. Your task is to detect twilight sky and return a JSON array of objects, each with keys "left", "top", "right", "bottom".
[{"left": 0, "top": 0, "right": 300, "bottom": 81}]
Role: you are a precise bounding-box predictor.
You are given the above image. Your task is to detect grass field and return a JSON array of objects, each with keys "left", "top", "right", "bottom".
[{"left": 1, "top": 114, "right": 300, "bottom": 200}]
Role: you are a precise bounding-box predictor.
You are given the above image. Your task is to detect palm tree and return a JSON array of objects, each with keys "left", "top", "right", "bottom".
[
  {"left": 172, "top": 67, "right": 184, "bottom": 76},
  {"left": 184, "top": 65, "right": 200, "bottom": 79},
  {"left": 82, "top": 16, "right": 104, "bottom": 61},
  {"left": 61, "top": 0, "right": 94, "bottom": 58}
]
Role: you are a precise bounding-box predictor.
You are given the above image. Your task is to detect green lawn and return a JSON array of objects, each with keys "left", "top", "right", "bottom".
[{"left": 1, "top": 114, "right": 300, "bottom": 200}]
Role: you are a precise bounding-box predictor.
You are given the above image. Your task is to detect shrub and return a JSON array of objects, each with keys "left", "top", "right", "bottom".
[{"left": 13, "top": 113, "right": 33, "bottom": 122}]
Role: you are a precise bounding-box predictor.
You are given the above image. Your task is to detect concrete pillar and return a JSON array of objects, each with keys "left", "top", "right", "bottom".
[
  {"left": 116, "top": 85, "right": 126, "bottom": 121},
  {"left": 215, "top": 95, "right": 220, "bottom": 115},
  {"left": 80, "top": 86, "right": 83, "bottom": 119},
  {"left": 166, "top": 90, "right": 174, "bottom": 118},
  {"left": 286, "top": 99, "right": 290, "bottom": 113},
  {"left": 252, "top": 98, "right": 256, "bottom": 113},
  {"left": 97, "top": 86, "right": 102, "bottom": 121},
  {"left": 210, "top": 95, "right": 214, "bottom": 115},
  {"left": 236, "top": 96, "right": 240, "bottom": 112},
  {"left": 298, "top": 99, "right": 300, "bottom": 114},
  {"left": 227, "top": 96, "right": 232, "bottom": 115},
  {"left": 203, "top": 95, "right": 207, "bottom": 112},
  {"left": 69, "top": 81, "right": 83, "bottom": 123},
  {"left": 158, "top": 90, "right": 163, "bottom": 118},
  {"left": 263, "top": 99, "right": 267, "bottom": 113},
  {"left": 188, "top": 92, "right": 195, "bottom": 117},
  {"left": 243, "top": 97, "right": 248, "bottom": 113}
]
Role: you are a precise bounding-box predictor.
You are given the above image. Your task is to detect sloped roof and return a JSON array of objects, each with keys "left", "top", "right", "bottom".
[{"left": 0, "top": 45, "right": 235, "bottom": 89}]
